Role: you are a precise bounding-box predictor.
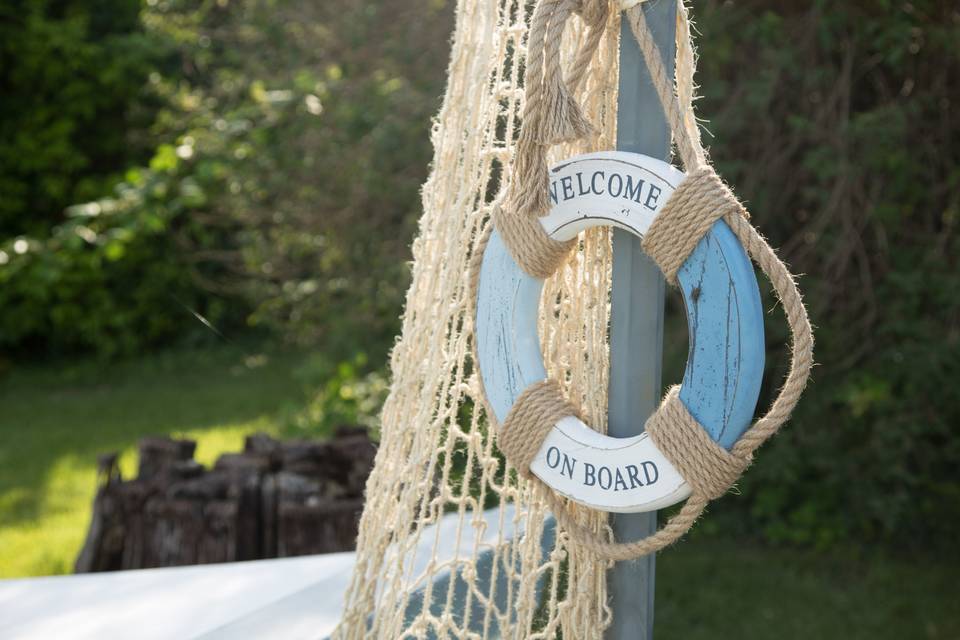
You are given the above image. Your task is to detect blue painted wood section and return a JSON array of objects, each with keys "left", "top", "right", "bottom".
[
  {"left": 475, "top": 220, "right": 763, "bottom": 453},
  {"left": 676, "top": 219, "right": 765, "bottom": 449},
  {"left": 477, "top": 228, "right": 546, "bottom": 425}
]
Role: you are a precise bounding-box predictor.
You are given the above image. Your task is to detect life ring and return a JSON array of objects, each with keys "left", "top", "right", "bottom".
[{"left": 475, "top": 151, "right": 766, "bottom": 513}]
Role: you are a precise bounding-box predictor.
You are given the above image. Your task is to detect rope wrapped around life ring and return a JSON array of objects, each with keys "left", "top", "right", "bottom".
[{"left": 475, "top": 0, "right": 815, "bottom": 561}]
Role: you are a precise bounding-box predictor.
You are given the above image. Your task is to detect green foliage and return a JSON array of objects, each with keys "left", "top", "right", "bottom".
[
  {"left": 0, "top": 155, "right": 229, "bottom": 357},
  {"left": 687, "top": 0, "right": 960, "bottom": 548},
  {"left": 1, "top": 0, "right": 450, "bottom": 358},
  {"left": 287, "top": 353, "right": 389, "bottom": 435},
  {"left": 0, "top": 344, "right": 313, "bottom": 578},
  {"left": 137, "top": 0, "right": 451, "bottom": 356},
  {"left": 0, "top": 0, "right": 161, "bottom": 237},
  {"left": 0, "top": 0, "right": 222, "bottom": 356}
]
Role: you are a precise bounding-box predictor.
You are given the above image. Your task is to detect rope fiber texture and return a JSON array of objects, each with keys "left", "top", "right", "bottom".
[
  {"left": 494, "top": 0, "right": 610, "bottom": 278},
  {"left": 485, "top": 0, "right": 815, "bottom": 561}
]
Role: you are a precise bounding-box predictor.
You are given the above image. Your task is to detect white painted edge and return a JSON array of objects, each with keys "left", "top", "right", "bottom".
[
  {"left": 538, "top": 152, "right": 683, "bottom": 241},
  {"left": 0, "top": 506, "right": 520, "bottom": 640}
]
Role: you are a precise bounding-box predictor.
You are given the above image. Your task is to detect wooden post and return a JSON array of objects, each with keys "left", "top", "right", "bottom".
[{"left": 606, "top": 2, "right": 676, "bottom": 639}]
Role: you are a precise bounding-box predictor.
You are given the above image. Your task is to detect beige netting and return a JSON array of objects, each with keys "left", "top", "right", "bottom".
[{"left": 333, "top": 0, "right": 623, "bottom": 637}]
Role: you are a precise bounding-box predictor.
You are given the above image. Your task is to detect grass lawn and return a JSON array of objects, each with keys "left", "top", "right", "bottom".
[
  {"left": 0, "top": 343, "right": 314, "bottom": 579},
  {"left": 656, "top": 538, "right": 958, "bottom": 639}
]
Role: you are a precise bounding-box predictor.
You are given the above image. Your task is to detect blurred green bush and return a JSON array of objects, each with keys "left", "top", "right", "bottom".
[
  {"left": 0, "top": 0, "right": 449, "bottom": 357},
  {"left": 0, "top": 0, "right": 160, "bottom": 237},
  {"left": 688, "top": 0, "right": 960, "bottom": 548},
  {"left": 135, "top": 0, "right": 450, "bottom": 356},
  {"left": 288, "top": 352, "right": 389, "bottom": 436},
  {"left": 0, "top": 163, "right": 219, "bottom": 357}
]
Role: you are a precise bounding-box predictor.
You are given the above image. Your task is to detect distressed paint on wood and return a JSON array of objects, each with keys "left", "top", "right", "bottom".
[
  {"left": 676, "top": 220, "right": 765, "bottom": 449},
  {"left": 475, "top": 152, "right": 765, "bottom": 513}
]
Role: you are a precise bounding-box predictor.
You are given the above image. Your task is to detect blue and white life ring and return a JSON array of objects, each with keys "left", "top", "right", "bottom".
[{"left": 475, "top": 151, "right": 766, "bottom": 513}]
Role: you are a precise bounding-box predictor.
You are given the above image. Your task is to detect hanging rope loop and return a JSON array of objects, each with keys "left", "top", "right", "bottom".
[{"left": 492, "top": 0, "right": 613, "bottom": 278}]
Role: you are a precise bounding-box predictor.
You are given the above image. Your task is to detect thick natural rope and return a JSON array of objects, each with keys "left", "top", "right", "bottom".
[
  {"left": 495, "top": 0, "right": 611, "bottom": 278},
  {"left": 545, "top": 199, "right": 814, "bottom": 561},
  {"left": 474, "top": 1, "right": 815, "bottom": 561},
  {"left": 491, "top": 203, "right": 575, "bottom": 280},
  {"left": 641, "top": 166, "right": 747, "bottom": 284},
  {"left": 646, "top": 386, "right": 751, "bottom": 500},
  {"left": 499, "top": 379, "right": 581, "bottom": 475},
  {"left": 627, "top": 3, "right": 704, "bottom": 170}
]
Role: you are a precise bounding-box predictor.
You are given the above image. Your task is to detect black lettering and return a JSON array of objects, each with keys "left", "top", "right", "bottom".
[
  {"left": 598, "top": 466, "right": 612, "bottom": 490},
  {"left": 626, "top": 465, "right": 643, "bottom": 489},
  {"left": 561, "top": 453, "right": 576, "bottom": 479},
  {"left": 549, "top": 180, "right": 558, "bottom": 205},
  {"left": 583, "top": 462, "right": 596, "bottom": 486},
  {"left": 624, "top": 175, "right": 645, "bottom": 203},
  {"left": 608, "top": 173, "right": 623, "bottom": 198},
  {"left": 546, "top": 446, "right": 561, "bottom": 469},
  {"left": 561, "top": 176, "right": 574, "bottom": 200},
  {"left": 614, "top": 468, "right": 629, "bottom": 491},
  {"left": 575, "top": 172, "right": 590, "bottom": 196},
  {"left": 591, "top": 171, "right": 605, "bottom": 196},
  {"left": 642, "top": 461, "right": 659, "bottom": 485},
  {"left": 644, "top": 184, "right": 662, "bottom": 211}
]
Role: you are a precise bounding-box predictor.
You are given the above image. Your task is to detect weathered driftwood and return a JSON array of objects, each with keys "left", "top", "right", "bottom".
[{"left": 75, "top": 427, "right": 375, "bottom": 573}]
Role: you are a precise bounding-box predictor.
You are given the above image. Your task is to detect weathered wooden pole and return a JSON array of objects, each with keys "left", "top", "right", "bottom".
[{"left": 606, "top": 1, "right": 676, "bottom": 638}]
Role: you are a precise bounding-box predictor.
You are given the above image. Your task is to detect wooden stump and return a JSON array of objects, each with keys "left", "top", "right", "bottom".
[{"left": 75, "top": 428, "right": 375, "bottom": 573}]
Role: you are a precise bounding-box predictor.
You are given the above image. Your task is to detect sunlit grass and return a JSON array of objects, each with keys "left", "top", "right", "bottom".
[{"left": 0, "top": 344, "right": 312, "bottom": 579}]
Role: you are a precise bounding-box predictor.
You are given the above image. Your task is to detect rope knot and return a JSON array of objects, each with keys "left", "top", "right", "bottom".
[
  {"left": 535, "top": 0, "right": 609, "bottom": 146},
  {"left": 498, "top": 379, "right": 579, "bottom": 476},
  {"left": 641, "top": 166, "right": 748, "bottom": 285},
  {"left": 497, "top": 0, "right": 611, "bottom": 275},
  {"left": 646, "top": 386, "right": 751, "bottom": 500}
]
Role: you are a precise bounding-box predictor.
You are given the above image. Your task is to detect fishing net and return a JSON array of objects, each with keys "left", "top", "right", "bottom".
[{"left": 336, "top": 1, "right": 623, "bottom": 637}]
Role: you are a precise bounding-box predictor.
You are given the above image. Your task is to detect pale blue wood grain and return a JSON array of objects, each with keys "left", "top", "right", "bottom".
[
  {"left": 477, "top": 229, "right": 546, "bottom": 425},
  {"left": 676, "top": 219, "right": 765, "bottom": 449},
  {"left": 476, "top": 222, "right": 764, "bottom": 451}
]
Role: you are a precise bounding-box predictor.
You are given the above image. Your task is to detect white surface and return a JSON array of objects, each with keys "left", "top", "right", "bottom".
[
  {"left": 618, "top": 0, "right": 648, "bottom": 11},
  {"left": 0, "top": 553, "right": 355, "bottom": 640},
  {"left": 0, "top": 506, "right": 515, "bottom": 640}
]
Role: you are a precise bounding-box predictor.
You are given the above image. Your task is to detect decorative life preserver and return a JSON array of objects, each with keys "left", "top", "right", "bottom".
[{"left": 475, "top": 151, "right": 766, "bottom": 513}]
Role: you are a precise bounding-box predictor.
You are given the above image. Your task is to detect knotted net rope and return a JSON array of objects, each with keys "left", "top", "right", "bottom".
[
  {"left": 485, "top": 0, "right": 815, "bottom": 561},
  {"left": 334, "top": 0, "right": 621, "bottom": 637}
]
